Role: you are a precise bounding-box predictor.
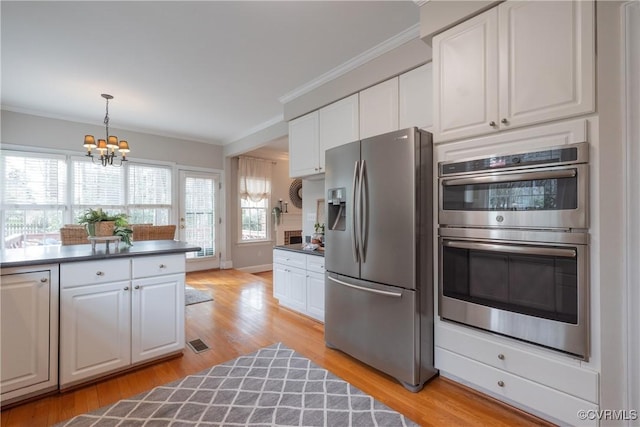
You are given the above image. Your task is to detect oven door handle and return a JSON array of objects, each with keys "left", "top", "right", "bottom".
[
  {"left": 441, "top": 169, "right": 577, "bottom": 186},
  {"left": 443, "top": 240, "right": 577, "bottom": 258}
]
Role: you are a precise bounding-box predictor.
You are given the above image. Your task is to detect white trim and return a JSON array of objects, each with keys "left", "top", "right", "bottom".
[
  {"left": 278, "top": 24, "right": 421, "bottom": 104},
  {"left": 223, "top": 114, "right": 284, "bottom": 145},
  {"left": 236, "top": 263, "right": 273, "bottom": 274},
  {"left": 623, "top": 0, "right": 640, "bottom": 416},
  {"left": 220, "top": 260, "right": 233, "bottom": 270}
]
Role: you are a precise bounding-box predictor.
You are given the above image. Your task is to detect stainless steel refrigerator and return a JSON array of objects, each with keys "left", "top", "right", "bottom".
[{"left": 324, "top": 127, "right": 437, "bottom": 392}]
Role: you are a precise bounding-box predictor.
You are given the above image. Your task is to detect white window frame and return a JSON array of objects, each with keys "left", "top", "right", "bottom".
[{"left": 238, "top": 196, "right": 271, "bottom": 244}]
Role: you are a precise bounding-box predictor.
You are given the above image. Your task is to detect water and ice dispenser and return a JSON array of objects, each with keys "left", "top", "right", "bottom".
[{"left": 327, "top": 187, "right": 346, "bottom": 231}]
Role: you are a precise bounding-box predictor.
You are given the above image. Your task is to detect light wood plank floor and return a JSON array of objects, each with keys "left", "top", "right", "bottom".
[{"left": 1, "top": 269, "right": 552, "bottom": 426}]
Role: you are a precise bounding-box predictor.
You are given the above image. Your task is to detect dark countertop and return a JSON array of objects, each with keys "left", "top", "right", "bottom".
[
  {"left": 0, "top": 240, "right": 202, "bottom": 268},
  {"left": 274, "top": 244, "right": 325, "bottom": 257}
]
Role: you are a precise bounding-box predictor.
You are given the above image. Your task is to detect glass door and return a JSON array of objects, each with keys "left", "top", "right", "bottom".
[{"left": 179, "top": 170, "right": 220, "bottom": 269}]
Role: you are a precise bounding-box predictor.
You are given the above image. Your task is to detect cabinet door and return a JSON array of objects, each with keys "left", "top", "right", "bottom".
[
  {"left": 131, "top": 274, "right": 185, "bottom": 363},
  {"left": 399, "top": 63, "right": 433, "bottom": 130},
  {"left": 319, "top": 94, "right": 359, "bottom": 170},
  {"left": 359, "top": 78, "right": 399, "bottom": 139},
  {"left": 60, "top": 281, "right": 131, "bottom": 387},
  {"left": 289, "top": 111, "right": 320, "bottom": 178},
  {"left": 306, "top": 272, "right": 325, "bottom": 322},
  {"left": 498, "top": 0, "right": 594, "bottom": 129},
  {"left": 1, "top": 271, "right": 51, "bottom": 394},
  {"left": 433, "top": 8, "right": 499, "bottom": 143},
  {"left": 273, "top": 263, "right": 289, "bottom": 301},
  {"left": 286, "top": 267, "right": 307, "bottom": 313}
]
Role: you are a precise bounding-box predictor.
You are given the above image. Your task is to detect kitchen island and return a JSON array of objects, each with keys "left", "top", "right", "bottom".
[{"left": 0, "top": 240, "right": 200, "bottom": 406}]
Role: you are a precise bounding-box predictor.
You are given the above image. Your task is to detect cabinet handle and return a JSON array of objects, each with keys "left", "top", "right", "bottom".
[
  {"left": 124, "top": 286, "right": 129, "bottom": 291},
  {"left": 96, "top": 271, "right": 104, "bottom": 276},
  {"left": 498, "top": 353, "right": 505, "bottom": 360},
  {"left": 497, "top": 380, "right": 505, "bottom": 387},
  {"left": 314, "top": 168, "right": 319, "bottom": 171},
  {"left": 501, "top": 118, "right": 509, "bottom": 124},
  {"left": 134, "top": 285, "right": 140, "bottom": 290},
  {"left": 489, "top": 121, "right": 496, "bottom": 127},
  {"left": 159, "top": 264, "right": 167, "bottom": 268},
  {"left": 40, "top": 277, "right": 48, "bottom": 283}
]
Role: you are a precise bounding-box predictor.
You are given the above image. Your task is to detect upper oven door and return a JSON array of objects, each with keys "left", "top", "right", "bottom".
[{"left": 439, "top": 164, "right": 588, "bottom": 230}]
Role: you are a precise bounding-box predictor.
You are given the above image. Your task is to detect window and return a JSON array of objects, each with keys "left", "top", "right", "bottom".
[
  {"left": 71, "top": 157, "right": 125, "bottom": 220},
  {"left": 1, "top": 150, "right": 177, "bottom": 248},
  {"left": 128, "top": 163, "right": 172, "bottom": 225},
  {"left": 1, "top": 152, "right": 67, "bottom": 247},
  {"left": 238, "top": 157, "right": 272, "bottom": 242}
]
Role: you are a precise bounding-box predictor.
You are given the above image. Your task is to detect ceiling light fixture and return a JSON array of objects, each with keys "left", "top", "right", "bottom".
[{"left": 83, "top": 93, "right": 130, "bottom": 167}]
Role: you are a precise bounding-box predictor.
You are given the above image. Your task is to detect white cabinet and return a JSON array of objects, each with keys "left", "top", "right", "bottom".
[
  {"left": 399, "top": 63, "right": 433, "bottom": 130},
  {"left": 131, "top": 255, "right": 185, "bottom": 364},
  {"left": 433, "top": 0, "right": 594, "bottom": 143},
  {"left": 289, "top": 94, "right": 359, "bottom": 178},
  {"left": 319, "top": 93, "right": 359, "bottom": 159},
  {"left": 435, "top": 321, "right": 599, "bottom": 425},
  {"left": 273, "top": 249, "right": 325, "bottom": 322},
  {"left": 60, "top": 254, "right": 186, "bottom": 388},
  {"left": 359, "top": 78, "right": 399, "bottom": 139},
  {"left": 288, "top": 111, "right": 320, "bottom": 177},
  {"left": 1, "top": 265, "right": 59, "bottom": 404}
]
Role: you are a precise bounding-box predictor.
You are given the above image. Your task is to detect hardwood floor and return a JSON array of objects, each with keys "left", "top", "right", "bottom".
[{"left": 0, "top": 269, "right": 552, "bottom": 426}]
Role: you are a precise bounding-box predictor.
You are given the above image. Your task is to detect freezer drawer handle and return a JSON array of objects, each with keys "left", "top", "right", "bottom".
[{"left": 328, "top": 276, "right": 402, "bottom": 298}]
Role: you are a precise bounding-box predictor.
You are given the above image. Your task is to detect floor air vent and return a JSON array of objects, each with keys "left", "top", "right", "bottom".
[{"left": 187, "top": 338, "right": 210, "bottom": 353}]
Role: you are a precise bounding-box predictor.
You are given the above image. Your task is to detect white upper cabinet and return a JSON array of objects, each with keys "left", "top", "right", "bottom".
[
  {"left": 289, "top": 111, "right": 320, "bottom": 178},
  {"left": 319, "top": 93, "right": 359, "bottom": 169},
  {"left": 433, "top": 9, "right": 498, "bottom": 142},
  {"left": 433, "top": 0, "right": 594, "bottom": 143},
  {"left": 359, "top": 77, "right": 399, "bottom": 139},
  {"left": 497, "top": 1, "right": 594, "bottom": 129},
  {"left": 399, "top": 62, "right": 434, "bottom": 130},
  {"left": 290, "top": 95, "right": 359, "bottom": 178}
]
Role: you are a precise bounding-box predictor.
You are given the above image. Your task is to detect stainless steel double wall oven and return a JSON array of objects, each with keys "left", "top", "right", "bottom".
[{"left": 438, "top": 143, "right": 590, "bottom": 359}]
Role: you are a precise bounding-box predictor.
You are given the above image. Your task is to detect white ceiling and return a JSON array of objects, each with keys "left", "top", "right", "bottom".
[{"left": 1, "top": 1, "right": 420, "bottom": 149}]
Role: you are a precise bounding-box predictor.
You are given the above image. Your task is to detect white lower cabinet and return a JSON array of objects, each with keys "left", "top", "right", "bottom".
[
  {"left": 435, "top": 322, "right": 599, "bottom": 425},
  {"left": 60, "top": 254, "right": 185, "bottom": 388},
  {"left": 1, "top": 265, "right": 59, "bottom": 404},
  {"left": 273, "top": 249, "right": 325, "bottom": 322}
]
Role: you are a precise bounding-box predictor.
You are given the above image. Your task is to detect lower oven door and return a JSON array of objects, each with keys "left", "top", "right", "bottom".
[{"left": 438, "top": 229, "right": 589, "bottom": 359}]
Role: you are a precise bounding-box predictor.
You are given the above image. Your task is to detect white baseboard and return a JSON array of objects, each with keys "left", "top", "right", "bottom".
[
  {"left": 220, "top": 260, "right": 233, "bottom": 269},
  {"left": 237, "top": 264, "right": 273, "bottom": 274}
]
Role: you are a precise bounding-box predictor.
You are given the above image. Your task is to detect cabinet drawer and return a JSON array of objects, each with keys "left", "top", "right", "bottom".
[
  {"left": 306, "top": 255, "right": 325, "bottom": 274},
  {"left": 273, "top": 250, "right": 306, "bottom": 270},
  {"left": 436, "top": 322, "right": 598, "bottom": 403},
  {"left": 436, "top": 347, "right": 598, "bottom": 426},
  {"left": 61, "top": 259, "right": 130, "bottom": 288},
  {"left": 132, "top": 254, "right": 185, "bottom": 279}
]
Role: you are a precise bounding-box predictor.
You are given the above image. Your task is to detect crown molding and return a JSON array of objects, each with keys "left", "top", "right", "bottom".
[
  {"left": 413, "top": 0, "right": 429, "bottom": 7},
  {"left": 278, "top": 23, "right": 420, "bottom": 104}
]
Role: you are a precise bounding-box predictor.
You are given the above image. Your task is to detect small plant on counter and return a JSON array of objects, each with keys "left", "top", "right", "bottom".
[
  {"left": 314, "top": 222, "right": 325, "bottom": 234},
  {"left": 77, "top": 208, "right": 133, "bottom": 246}
]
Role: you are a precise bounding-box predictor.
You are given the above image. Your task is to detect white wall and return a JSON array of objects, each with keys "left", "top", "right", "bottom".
[
  {"left": 301, "top": 178, "right": 325, "bottom": 240},
  {"left": 1, "top": 110, "right": 224, "bottom": 169}
]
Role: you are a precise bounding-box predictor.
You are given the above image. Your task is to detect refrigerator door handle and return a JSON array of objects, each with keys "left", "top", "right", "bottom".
[
  {"left": 359, "top": 159, "right": 367, "bottom": 262},
  {"left": 352, "top": 160, "right": 360, "bottom": 263},
  {"left": 327, "top": 276, "right": 403, "bottom": 298}
]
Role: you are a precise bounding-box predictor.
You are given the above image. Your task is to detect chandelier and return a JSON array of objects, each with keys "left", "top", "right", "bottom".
[{"left": 82, "top": 94, "right": 131, "bottom": 167}]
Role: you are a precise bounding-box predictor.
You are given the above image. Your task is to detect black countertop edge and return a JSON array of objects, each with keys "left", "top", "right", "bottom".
[
  {"left": 0, "top": 240, "right": 202, "bottom": 269},
  {"left": 274, "top": 244, "right": 325, "bottom": 257}
]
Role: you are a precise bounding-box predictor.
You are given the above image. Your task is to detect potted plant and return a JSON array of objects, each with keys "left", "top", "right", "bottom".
[
  {"left": 77, "top": 208, "right": 133, "bottom": 246},
  {"left": 312, "top": 222, "right": 325, "bottom": 246}
]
